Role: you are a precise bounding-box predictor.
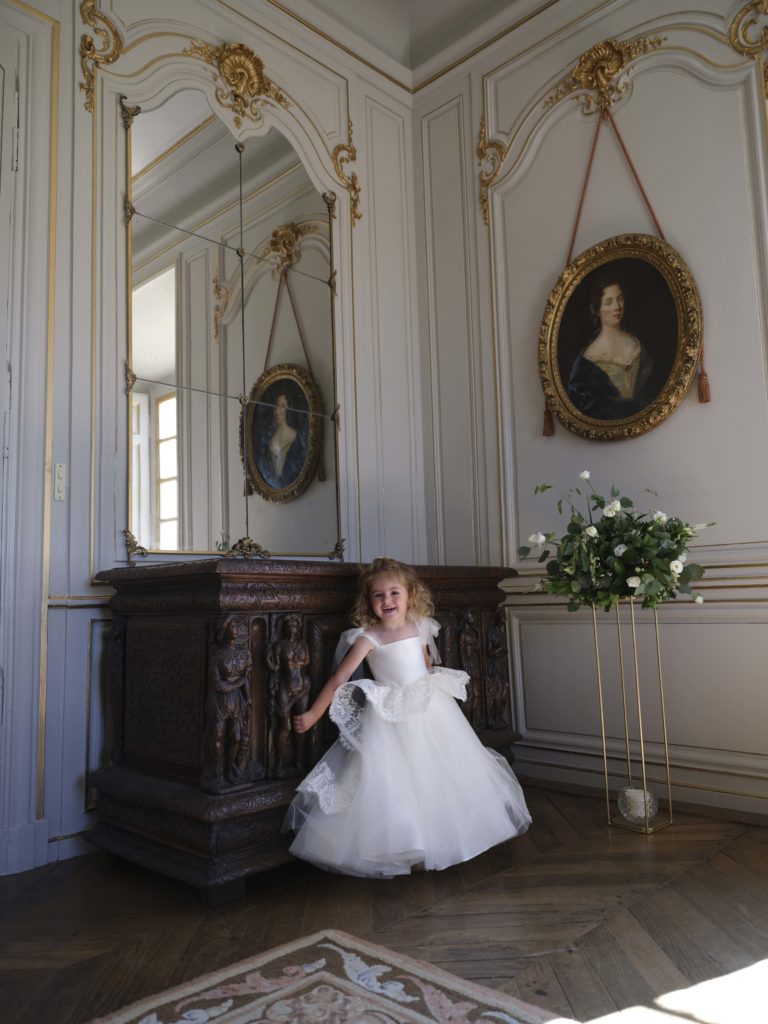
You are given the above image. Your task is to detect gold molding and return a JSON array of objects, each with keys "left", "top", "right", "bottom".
[
  {"left": 327, "top": 538, "right": 345, "bottom": 561},
  {"left": 544, "top": 35, "right": 665, "bottom": 114},
  {"left": 223, "top": 537, "right": 272, "bottom": 558},
  {"left": 212, "top": 274, "right": 230, "bottom": 343},
  {"left": 79, "top": 0, "right": 124, "bottom": 113},
  {"left": 730, "top": 1, "right": 768, "bottom": 56},
  {"left": 331, "top": 119, "right": 362, "bottom": 224},
  {"left": 259, "top": 221, "right": 314, "bottom": 272},
  {"left": 184, "top": 40, "right": 290, "bottom": 128},
  {"left": 476, "top": 114, "right": 504, "bottom": 227},
  {"left": 119, "top": 94, "right": 140, "bottom": 130},
  {"left": 123, "top": 528, "right": 148, "bottom": 566}
]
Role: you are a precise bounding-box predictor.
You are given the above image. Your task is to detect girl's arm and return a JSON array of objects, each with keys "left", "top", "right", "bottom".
[{"left": 293, "top": 635, "right": 373, "bottom": 733}]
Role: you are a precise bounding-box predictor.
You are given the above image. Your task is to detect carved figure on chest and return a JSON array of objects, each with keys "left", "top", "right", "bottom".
[
  {"left": 458, "top": 609, "right": 482, "bottom": 727},
  {"left": 205, "top": 616, "right": 253, "bottom": 788},
  {"left": 485, "top": 607, "right": 510, "bottom": 728},
  {"left": 267, "top": 614, "right": 312, "bottom": 776}
]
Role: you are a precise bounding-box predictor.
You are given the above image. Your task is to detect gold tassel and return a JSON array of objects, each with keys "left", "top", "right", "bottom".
[
  {"left": 543, "top": 406, "right": 555, "bottom": 436},
  {"left": 698, "top": 368, "right": 711, "bottom": 403}
]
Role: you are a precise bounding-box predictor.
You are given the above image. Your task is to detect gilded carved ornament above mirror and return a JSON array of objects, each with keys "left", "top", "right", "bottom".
[{"left": 78, "top": 2, "right": 362, "bottom": 223}]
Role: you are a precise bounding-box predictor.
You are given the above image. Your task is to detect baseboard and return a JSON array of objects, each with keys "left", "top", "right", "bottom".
[
  {"left": 521, "top": 775, "right": 768, "bottom": 829},
  {"left": 0, "top": 819, "right": 50, "bottom": 875}
]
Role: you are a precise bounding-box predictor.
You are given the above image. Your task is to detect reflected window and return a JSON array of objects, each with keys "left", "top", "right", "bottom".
[
  {"left": 156, "top": 393, "right": 178, "bottom": 548},
  {"left": 131, "top": 264, "right": 178, "bottom": 549}
]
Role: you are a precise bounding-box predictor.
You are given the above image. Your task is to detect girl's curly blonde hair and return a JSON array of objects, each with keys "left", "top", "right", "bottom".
[{"left": 351, "top": 557, "right": 434, "bottom": 627}]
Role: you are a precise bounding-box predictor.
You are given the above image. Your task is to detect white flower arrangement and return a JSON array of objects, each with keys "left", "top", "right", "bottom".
[{"left": 519, "top": 475, "right": 711, "bottom": 612}]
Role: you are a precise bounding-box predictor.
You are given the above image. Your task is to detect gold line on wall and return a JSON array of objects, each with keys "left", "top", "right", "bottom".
[
  {"left": 31, "top": 6, "right": 61, "bottom": 822},
  {"left": 47, "top": 830, "right": 90, "bottom": 843},
  {"left": 89, "top": 90, "right": 98, "bottom": 581}
]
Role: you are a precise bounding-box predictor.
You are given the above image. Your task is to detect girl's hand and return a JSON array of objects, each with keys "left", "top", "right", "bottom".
[{"left": 293, "top": 710, "right": 317, "bottom": 734}]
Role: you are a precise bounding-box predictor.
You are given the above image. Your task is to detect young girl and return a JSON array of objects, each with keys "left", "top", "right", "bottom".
[{"left": 284, "top": 557, "right": 531, "bottom": 877}]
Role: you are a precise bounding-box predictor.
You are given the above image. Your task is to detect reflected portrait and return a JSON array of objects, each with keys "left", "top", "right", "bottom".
[{"left": 243, "top": 363, "right": 323, "bottom": 502}]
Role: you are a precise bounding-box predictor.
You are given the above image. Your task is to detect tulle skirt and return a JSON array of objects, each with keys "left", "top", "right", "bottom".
[{"left": 284, "top": 670, "right": 531, "bottom": 877}]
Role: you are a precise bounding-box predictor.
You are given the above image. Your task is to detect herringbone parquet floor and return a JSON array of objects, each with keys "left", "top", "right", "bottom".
[{"left": 0, "top": 787, "right": 766, "bottom": 1023}]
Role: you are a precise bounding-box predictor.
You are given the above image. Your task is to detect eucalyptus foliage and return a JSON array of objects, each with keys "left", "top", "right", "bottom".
[{"left": 518, "top": 473, "right": 708, "bottom": 613}]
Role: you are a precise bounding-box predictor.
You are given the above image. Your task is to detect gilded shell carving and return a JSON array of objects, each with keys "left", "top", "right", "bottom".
[
  {"left": 545, "top": 35, "right": 664, "bottom": 114},
  {"left": 185, "top": 41, "right": 290, "bottom": 128}
]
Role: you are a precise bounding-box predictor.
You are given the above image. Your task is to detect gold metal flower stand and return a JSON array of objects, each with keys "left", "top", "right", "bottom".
[{"left": 592, "top": 598, "right": 673, "bottom": 834}]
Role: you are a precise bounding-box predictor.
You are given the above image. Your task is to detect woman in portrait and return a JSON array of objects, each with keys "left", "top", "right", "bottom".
[
  {"left": 256, "top": 390, "right": 307, "bottom": 491},
  {"left": 567, "top": 272, "right": 656, "bottom": 420}
]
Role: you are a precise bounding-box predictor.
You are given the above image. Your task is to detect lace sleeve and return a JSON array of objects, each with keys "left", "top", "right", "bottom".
[{"left": 419, "top": 616, "right": 441, "bottom": 666}]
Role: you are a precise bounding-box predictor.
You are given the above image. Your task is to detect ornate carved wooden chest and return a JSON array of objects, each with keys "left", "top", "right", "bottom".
[{"left": 90, "top": 560, "right": 517, "bottom": 899}]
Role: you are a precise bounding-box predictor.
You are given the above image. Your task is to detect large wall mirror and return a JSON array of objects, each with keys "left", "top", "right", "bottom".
[{"left": 124, "top": 85, "right": 342, "bottom": 559}]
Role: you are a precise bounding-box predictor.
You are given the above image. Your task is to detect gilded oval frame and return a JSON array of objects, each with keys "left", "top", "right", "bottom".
[
  {"left": 539, "top": 234, "right": 702, "bottom": 441},
  {"left": 242, "top": 363, "right": 323, "bottom": 502}
]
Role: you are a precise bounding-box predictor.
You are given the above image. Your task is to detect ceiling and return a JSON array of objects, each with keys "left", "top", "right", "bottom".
[{"left": 277, "top": 0, "right": 535, "bottom": 69}]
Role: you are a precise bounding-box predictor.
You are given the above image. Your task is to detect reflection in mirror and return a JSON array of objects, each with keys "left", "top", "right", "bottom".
[{"left": 126, "top": 88, "right": 340, "bottom": 557}]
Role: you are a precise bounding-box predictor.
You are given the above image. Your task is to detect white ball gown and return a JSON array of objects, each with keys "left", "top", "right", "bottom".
[{"left": 284, "top": 617, "right": 531, "bottom": 877}]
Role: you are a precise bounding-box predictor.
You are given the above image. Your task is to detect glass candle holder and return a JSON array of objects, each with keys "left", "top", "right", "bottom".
[{"left": 618, "top": 786, "right": 658, "bottom": 824}]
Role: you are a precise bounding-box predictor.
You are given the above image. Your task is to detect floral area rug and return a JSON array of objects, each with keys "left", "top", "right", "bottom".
[{"left": 86, "top": 927, "right": 576, "bottom": 1024}]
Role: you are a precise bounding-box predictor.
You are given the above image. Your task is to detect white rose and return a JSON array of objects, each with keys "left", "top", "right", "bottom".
[
  {"left": 627, "top": 576, "right": 641, "bottom": 588},
  {"left": 614, "top": 544, "right": 627, "bottom": 556},
  {"left": 579, "top": 470, "right": 590, "bottom": 480},
  {"left": 585, "top": 525, "right": 597, "bottom": 537},
  {"left": 528, "top": 532, "right": 546, "bottom": 546},
  {"left": 670, "top": 560, "right": 683, "bottom": 575},
  {"left": 694, "top": 594, "right": 704, "bottom": 604},
  {"left": 653, "top": 511, "right": 668, "bottom": 523}
]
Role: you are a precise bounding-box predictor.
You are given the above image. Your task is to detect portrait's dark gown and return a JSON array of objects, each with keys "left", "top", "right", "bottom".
[
  {"left": 567, "top": 347, "right": 656, "bottom": 419},
  {"left": 284, "top": 618, "right": 531, "bottom": 877}
]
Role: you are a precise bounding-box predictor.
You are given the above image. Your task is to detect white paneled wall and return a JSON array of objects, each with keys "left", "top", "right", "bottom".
[{"left": 416, "top": 0, "right": 768, "bottom": 817}]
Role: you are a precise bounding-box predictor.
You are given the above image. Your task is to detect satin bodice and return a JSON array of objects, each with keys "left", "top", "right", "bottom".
[{"left": 364, "top": 635, "right": 427, "bottom": 687}]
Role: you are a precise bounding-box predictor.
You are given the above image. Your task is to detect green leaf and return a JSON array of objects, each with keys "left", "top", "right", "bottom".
[
  {"left": 517, "top": 546, "right": 531, "bottom": 557},
  {"left": 681, "top": 563, "right": 704, "bottom": 582}
]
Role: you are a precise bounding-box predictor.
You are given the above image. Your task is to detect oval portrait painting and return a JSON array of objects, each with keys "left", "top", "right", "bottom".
[
  {"left": 243, "top": 363, "right": 323, "bottom": 502},
  {"left": 539, "top": 234, "right": 702, "bottom": 441}
]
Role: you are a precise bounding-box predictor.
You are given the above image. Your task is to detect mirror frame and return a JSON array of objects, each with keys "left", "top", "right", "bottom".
[{"left": 118, "top": 45, "right": 349, "bottom": 562}]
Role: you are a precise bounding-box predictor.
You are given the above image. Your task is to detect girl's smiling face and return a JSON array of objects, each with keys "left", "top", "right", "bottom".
[{"left": 369, "top": 573, "right": 409, "bottom": 629}]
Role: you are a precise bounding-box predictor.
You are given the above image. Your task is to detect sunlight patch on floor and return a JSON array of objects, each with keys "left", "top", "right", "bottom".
[{"left": 588, "top": 958, "right": 768, "bottom": 1024}]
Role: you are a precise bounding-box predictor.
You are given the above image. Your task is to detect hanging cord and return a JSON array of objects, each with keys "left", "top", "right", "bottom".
[
  {"left": 236, "top": 143, "right": 255, "bottom": 505},
  {"left": 604, "top": 109, "right": 665, "bottom": 241},
  {"left": 566, "top": 112, "right": 605, "bottom": 267},
  {"left": 262, "top": 269, "right": 327, "bottom": 481},
  {"left": 605, "top": 109, "right": 709, "bottom": 401},
  {"left": 544, "top": 113, "right": 605, "bottom": 436}
]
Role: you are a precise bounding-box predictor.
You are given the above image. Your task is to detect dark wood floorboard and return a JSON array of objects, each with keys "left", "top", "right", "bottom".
[{"left": 0, "top": 788, "right": 766, "bottom": 1023}]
